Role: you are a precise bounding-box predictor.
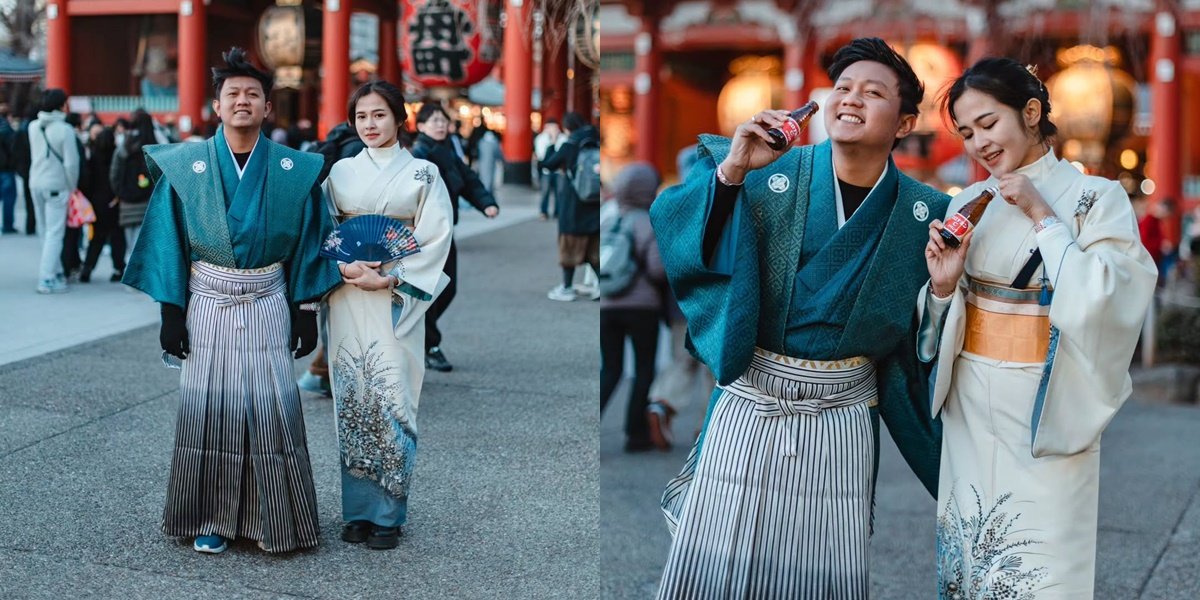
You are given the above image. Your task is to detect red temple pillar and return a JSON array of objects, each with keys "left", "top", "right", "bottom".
[
  {"left": 379, "top": 14, "right": 399, "bottom": 84},
  {"left": 177, "top": 0, "right": 207, "bottom": 136},
  {"left": 502, "top": 0, "right": 534, "bottom": 184},
  {"left": 1150, "top": 7, "right": 1182, "bottom": 243},
  {"left": 543, "top": 38, "right": 568, "bottom": 122},
  {"left": 46, "top": 0, "right": 70, "bottom": 92},
  {"left": 633, "top": 10, "right": 660, "bottom": 166},
  {"left": 320, "top": 0, "right": 352, "bottom": 139}
]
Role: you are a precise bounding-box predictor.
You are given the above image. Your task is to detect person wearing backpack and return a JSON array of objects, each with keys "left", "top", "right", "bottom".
[
  {"left": 109, "top": 110, "right": 156, "bottom": 260},
  {"left": 600, "top": 162, "right": 666, "bottom": 452},
  {"left": 541, "top": 111, "right": 601, "bottom": 301},
  {"left": 28, "top": 89, "right": 81, "bottom": 293}
]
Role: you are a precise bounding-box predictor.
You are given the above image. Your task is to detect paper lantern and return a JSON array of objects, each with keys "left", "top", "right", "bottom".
[{"left": 402, "top": 0, "right": 502, "bottom": 88}]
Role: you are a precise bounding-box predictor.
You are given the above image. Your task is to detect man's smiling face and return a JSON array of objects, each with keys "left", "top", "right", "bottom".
[{"left": 212, "top": 75, "right": 270, "bottom": 130}]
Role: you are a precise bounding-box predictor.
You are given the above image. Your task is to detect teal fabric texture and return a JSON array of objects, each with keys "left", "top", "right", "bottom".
[
  {"left": 124, "top": 127, "right": 340, "bottom": 307},
  {"left": 650, "top": 136, "right": 949, "bottom": 496}
]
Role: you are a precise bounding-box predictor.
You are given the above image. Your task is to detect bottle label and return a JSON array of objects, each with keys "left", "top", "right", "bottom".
[
  {"left": 943, "top": 213, "right": 972, "bottom": 239},
  {"left": 777, "top": 117, "right": 800, "bottom": 146}
]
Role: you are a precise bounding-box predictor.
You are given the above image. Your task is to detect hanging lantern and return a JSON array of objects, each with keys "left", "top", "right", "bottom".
[
  {"left": 893, "top": 41, "right": 963, "bottom": 170},
  {"left": 1046, "top": 45, "right": 1136, "bottom": 167},
  {"left": 402, "top": 0, "right": 502, "bottom": 89},
  {"left": 717, "top": 56, "right": 784, "bottom": 137},
  {"left": 570, "top": 0, "right": 600, "bottom": 71},
  {"left": 257, "top": 1, "right": 322, "bottom": 89}
]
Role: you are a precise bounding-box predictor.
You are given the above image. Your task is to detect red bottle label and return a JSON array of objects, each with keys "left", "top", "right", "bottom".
[
  {"left": 943, "top": 213, "right": 972, "bottom": 239},
  {"left": 777, "top": 118, "right": 800, "bottom": 145}
]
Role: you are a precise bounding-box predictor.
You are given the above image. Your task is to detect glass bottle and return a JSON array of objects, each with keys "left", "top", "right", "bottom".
[
  {"left": 765, "top": 101, "right": 820, "bottom": 151},
  {"left": 940, "top": 187, "right": 999, "bottom": 248}
]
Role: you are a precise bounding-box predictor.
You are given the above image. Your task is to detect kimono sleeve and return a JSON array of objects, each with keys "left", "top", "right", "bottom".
[
  {"left": 649, "top": 153, "right": 760, "bottom": 386},
  {"left": 386, "top": 163, "right": 453, "bottom": 339},
  {"left": 287, "top": 185, "right": 343, "bottom": 304},
  {"left": 1030, "top": 179, "right": 1157, "bottom": 456},
  {"left": 121, "top": 180, "right": 190, "bottom": 308}
]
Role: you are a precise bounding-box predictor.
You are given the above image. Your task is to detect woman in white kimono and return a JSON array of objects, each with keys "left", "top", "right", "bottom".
[
  {"left": 921, "top": 58, "right": 1156, "bottom": 597},
  {"left": 324, "top": 81, "right": 453, "bottom": 550}
]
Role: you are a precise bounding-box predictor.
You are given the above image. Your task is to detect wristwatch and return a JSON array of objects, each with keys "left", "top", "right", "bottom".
[
  {"left": 298, "top": 302, "right": 321, "bottom": 312},
  {"left": 1034, "top": 215, "right": 1062, "bottom": 233}
]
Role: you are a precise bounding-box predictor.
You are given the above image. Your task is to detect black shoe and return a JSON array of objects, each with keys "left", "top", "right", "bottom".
[
  {"left": 1, "top": 228, "right": 16, "bottom": 234},
  {"left": 79, "top": 270, "right": 91, "bottom": 283},
  {"left": 425, "top": 347, "right": 453, "bottom": 372},
  {"left": 110, "top": 269, "right": 123, "bottom": 282},
  {"left": 366, "top": 525, "right": 401, "bottom": 550},
  {"left": 341, "top": 520, "right": 370, "bottom": 544}
]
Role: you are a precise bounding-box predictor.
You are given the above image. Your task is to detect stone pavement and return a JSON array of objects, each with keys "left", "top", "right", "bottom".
[
  {"left": 601, "top": 370, "right": 1200, "bottom": 599},
  {"left": 0, "top": 184, "right": 599, "bottom": 599}
]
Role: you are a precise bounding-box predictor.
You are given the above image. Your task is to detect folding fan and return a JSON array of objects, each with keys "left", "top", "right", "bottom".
[{"left": 320, "top": 214, "right": 421, "bottom": 262}]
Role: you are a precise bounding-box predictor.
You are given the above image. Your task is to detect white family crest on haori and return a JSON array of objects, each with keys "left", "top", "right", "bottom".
[
  {"left": 192, "top": 160, "right": 206, "bottom": 174},
  {"left": 913, "top": 200, "right": 930, "bottom": 222},
  {"left": 281, "top": 157, "right": 294, "bottom": 171},
  {"left": 768, "top": 173, "right": 790, "bottom": 193}
]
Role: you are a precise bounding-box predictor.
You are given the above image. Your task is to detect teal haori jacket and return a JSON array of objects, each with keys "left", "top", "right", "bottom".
[
  {"left": 650, "top": 135, "right": 949, "bottom": 496},
  {"left": 122, "top": 126, "right": 341, "bottom": 308}
]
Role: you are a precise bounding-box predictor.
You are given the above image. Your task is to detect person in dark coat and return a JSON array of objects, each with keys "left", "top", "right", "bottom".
[
  {"left": 540, "top": 111, "right": 600, "bottom": 301},
  {"left": 80, "top": 123, "right": 124, "bottom": 282},
  {"left": 410, "top": 102, "right": 499, "bottom": 372}
]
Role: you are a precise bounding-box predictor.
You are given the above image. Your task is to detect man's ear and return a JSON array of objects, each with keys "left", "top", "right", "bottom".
[
  {"left": 895, "top": 113, "right": 917, "bottom": 140},
  {"left": 211, "top": 99, "right": 220, "bottom": 119},
  {"left": 264, "top": 101, "right": 272, "bottom": 121}
]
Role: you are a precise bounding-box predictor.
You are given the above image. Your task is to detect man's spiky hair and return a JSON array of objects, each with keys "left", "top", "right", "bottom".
[{"left": 211, "top": 47, "right": 274, "bottom": 96}]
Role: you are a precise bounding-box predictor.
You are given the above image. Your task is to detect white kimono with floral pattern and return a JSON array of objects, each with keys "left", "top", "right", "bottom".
[
  {"left": 917, "top": 151, "right": 1156, "bottom": 598},
  {"left": 323, "top": 144, "right": 452, "bottom": 526}
]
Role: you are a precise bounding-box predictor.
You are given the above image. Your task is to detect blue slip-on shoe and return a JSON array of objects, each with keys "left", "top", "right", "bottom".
[
  {"left": 296, "top": 371, "right": 331, "bottom": 397},
  {"left": 193, "top": 534, "right": 228, "bottom": 554}
]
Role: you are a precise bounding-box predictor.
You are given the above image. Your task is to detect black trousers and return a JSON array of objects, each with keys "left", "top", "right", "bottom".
[
  {"left": 61, "top": 226, "right": 82, "bottom": 275},
  {"left": 83, "top": 220, "right": 127, "bottom": 274},
  {"left": 600, "top": 308, "right": 660, "bottom": 443},
  {"left": 424, "top": 239, "right": 457, "bottom": 351}
]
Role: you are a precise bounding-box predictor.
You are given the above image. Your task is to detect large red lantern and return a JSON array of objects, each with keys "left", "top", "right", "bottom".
[{"left": 401, "top": 0, "right": 502, "bottom": 88}]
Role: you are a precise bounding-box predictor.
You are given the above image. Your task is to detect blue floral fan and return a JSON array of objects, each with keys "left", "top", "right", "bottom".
[{"left": 320, "top": 214, "right": 421, "bottom": 262}]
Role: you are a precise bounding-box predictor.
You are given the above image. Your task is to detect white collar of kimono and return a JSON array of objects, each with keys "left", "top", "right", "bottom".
[
  {"left": 224, "top": 135, "right": 260, "bottom": 180},
  {"left": 1011, "top": 148, "right": 1059, "bottom": 182},
  {"left": 831, "top": 155, "right": 890, "bottom": 228},
  {"left": 365, "top": 141, "right": 402, "bottom": 164}
]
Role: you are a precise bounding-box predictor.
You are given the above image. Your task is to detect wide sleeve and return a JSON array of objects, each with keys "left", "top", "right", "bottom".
[
  {"left": 650, "top": 151, "right": 760, "bottom": 386},
  {"left": 286, "top": 185, "right": 343, "bottom": 304},
  {"left": 385, "top": 165, "right": 454, "bottom": 339},
  {"left": 876, "top": 319, "right": 941, "bottom": 498},
  {"left": 121, "top": 180, "right": 190, "bottom": 308},
  {"left": 1029, "top": 179, "right": 1157, "bottom": 456}
]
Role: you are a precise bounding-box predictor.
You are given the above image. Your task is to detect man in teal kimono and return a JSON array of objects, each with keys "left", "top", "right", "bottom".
[
  {"left": 123, "top": 48, "right": 341, "bottom": 555},
  {"left": 653, "top": 38, "right": 948, "bottom": 598}
]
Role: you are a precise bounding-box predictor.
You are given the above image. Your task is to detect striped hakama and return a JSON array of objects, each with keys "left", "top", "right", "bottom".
[
  {"left": 658, "top": 349, "right": 878, "bottom": 600},
  {"left": 161, "top": 261, "right": 320, "bottom": 553}
]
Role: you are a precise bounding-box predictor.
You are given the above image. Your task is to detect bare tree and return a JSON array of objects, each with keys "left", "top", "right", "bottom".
[
  {"left": 0, "top": 0, "right": 46, "bottom": 114},
  {"left": 0, "top": 0, "right": 45, "bottom": 57}
]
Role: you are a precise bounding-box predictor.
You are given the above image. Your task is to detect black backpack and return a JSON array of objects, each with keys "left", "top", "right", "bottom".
[{"left": 117, "top": 150, "right": 152, "bottom": 203}]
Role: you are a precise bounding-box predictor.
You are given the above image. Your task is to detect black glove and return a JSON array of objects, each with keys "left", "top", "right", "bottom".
[
  {"left": 292, "top": 306, "right": 318, "bottom": 359},
  {"left": 160, "top": 303, "right": 189, "bottom": 360}
]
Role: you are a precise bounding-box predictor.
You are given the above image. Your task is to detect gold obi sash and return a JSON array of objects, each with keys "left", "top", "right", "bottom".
[{"left": 963, "top": 279, "right": 1051, "bottom": 363}]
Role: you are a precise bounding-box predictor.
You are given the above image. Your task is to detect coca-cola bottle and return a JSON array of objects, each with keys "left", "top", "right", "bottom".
[
  {"left": 766, "top": 101, "right": 820, "bottom": 151},
  {"left": 940, "top": 187, "right": 999, "bottom": 248}
]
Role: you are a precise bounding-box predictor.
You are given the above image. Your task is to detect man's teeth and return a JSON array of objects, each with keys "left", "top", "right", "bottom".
[{"left": 838, "top": 115, "right": 864, "bottom": 124}]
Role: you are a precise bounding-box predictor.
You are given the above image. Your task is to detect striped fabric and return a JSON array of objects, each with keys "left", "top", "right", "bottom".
[
  {"left": 658, "top": 349, "right": 878, "bottom": 599},
  {"left": 161, "top": 261, "right": 320, "bottom": 553}
]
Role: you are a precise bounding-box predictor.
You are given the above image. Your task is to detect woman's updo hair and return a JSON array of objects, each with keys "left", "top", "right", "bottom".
[{"left": 945, "top": 57, "right": 1058, "bottom": 142}]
